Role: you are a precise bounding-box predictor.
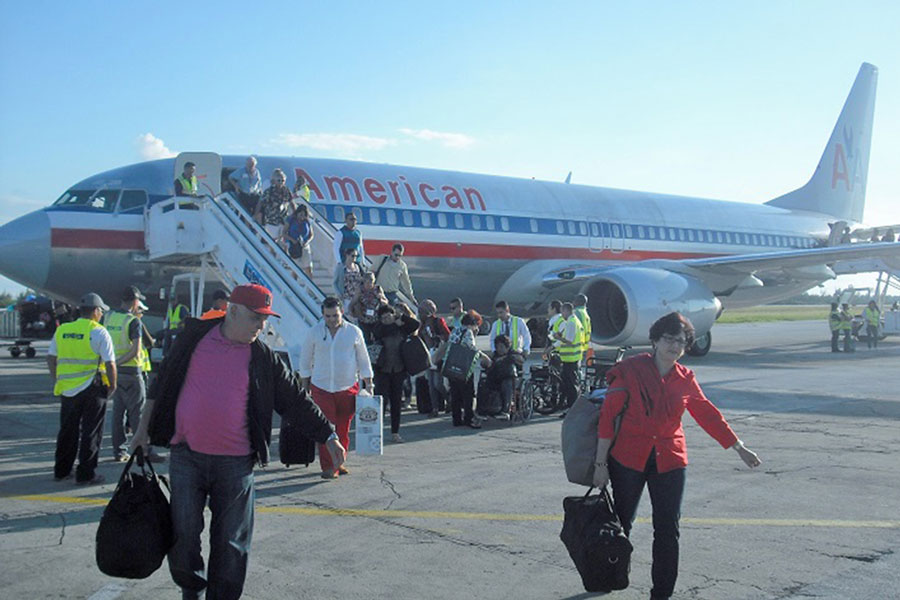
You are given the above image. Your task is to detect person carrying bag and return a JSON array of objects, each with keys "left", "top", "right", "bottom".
[
  {"left": 95, "top": 447, "right": 173, "bottom": 579},
  {"left": 434, "top": 310, "right": 491, "bottom": 428}
]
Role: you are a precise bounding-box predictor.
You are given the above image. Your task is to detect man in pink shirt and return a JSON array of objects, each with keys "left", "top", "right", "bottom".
[{"left": 132, "top": 284, "right": 344, "bottom": 600}]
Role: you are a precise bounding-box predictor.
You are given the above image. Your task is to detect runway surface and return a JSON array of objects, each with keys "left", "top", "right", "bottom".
[{"left": 1, "top": 320, "right": 899, "bottom": 599}]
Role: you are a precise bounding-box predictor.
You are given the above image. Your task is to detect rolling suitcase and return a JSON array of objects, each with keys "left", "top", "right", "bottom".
[
  {"left": 279, "top": 414, "right": 316, "bottom": 467},
  {"left": 415, "top": 375, "right": 432, "bottom": 414}
]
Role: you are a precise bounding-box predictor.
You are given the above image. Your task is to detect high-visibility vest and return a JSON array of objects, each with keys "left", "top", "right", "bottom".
[
  {"left": 492, "top": 316, "right": 522, "bottom": 352},
  {"left": 53, "top": 319, "right": 108, "bottom": 396},
  {"left": 829, "top": 310, "right": 841, "bottom": 332},
  {"left": 139, "top": 345, "right": 151, "bottom": 373},
  {"left": 297, "top": 183, "right": 310, "bottom": 202},
  {"left": 103, "top": 311, "right": 141, "bottom": 368},
  {"left": 558, "top": 316, "right": 583, "bottom": 363},
  {"left": 839, "top": 310, "right": 853, "bottom": 331},
  {"left": 863, "top": 307, "right": 880, "bottom": 327},
  {"left": 200, "top": 308, "right": 227, "bottom": 320},
  {"left": 177, "top": 175, "right": 198, "bottom": 195},
  {"left": 574, "top": 306, "right": 591, "bottom": 353},
  {"left": 167, "top": 304, "right": 187, "bottom": 330}
]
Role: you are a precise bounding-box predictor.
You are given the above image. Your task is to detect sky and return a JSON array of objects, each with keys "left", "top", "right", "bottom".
[{"left": 1, "top": 1, "right": 898, "bottom": 297}]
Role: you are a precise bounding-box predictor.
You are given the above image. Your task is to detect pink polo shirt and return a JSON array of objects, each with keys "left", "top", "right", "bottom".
[{"left": 171, "top": 324, "right": 252, "bottom": 456}]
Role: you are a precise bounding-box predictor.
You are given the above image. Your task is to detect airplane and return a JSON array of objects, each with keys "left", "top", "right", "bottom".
[{"left": 1, "top": 62, "right": 898, "bottom": 357}]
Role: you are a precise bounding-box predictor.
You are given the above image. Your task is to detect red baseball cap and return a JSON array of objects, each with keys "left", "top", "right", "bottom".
[{"left": 229, "top": 284, "right": 281, "bottom": 317}]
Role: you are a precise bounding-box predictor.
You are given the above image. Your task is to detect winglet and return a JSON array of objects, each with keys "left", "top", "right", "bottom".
[
  {"left": 564, "top": 171, "right": 572, "bottom": 184},
  {"left": 766, "top": 63, "right": 877, "bottom": 223}
]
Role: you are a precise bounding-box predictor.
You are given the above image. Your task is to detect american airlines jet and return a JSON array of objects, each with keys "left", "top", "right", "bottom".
[{"left": 0, "top": 62, "right": 897, "bottom": 356}]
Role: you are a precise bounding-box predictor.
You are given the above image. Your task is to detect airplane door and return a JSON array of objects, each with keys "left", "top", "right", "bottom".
[
  {"left": 175, "top": 152, "right": 223, "bottom": 196},
  {"left": 589, "top": 222, "right": 604, "bottom": 252},
  {"left": 609, "top": 221, "right": 625, "bottom": 253}
]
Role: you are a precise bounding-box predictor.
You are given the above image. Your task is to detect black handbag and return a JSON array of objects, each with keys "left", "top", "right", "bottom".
[
  {"left": 401, "top": 334, "right": 431, "bottom": 376},
  {"left": 441, "top": 342, "right": 477, "bottom": 382},
  {"left": 288, "top": 240, "right": 304, "bottom": 259},
  {"left": 96, "top": 448, "right": 173, "bottom": 579},
  {"left": 559, "top": 486, "right": 632, "bottom": 593}
]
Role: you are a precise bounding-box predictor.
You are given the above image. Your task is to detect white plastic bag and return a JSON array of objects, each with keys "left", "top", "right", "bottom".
[{"left": 355, "top": 392, "right": 383, "bottom": 455}]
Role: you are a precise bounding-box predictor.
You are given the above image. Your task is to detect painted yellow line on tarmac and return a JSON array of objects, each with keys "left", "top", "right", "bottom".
[{"left": 6, "top": 495, "right": 900, "bottom": 529}]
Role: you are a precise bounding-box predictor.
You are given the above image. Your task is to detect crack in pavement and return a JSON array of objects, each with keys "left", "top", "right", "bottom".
[
  {"left": 379, "top": 471, "right": 401, "bottom": 510},
  {"left": 819, "top": 548, "right": 894, "bottom": 563}
]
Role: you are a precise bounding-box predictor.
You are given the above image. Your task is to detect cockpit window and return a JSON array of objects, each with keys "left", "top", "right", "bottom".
[
  {"left": 118, "top": 190, "right": 148, "bottom": 213},
  {"left": 53, "top": 189, "right": 121, "bottom": 211}
]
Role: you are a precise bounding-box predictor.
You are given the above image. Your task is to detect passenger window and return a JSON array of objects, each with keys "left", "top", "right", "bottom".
[
  {"left": 485, "top": 215, "right": 495, "bottom": 230},
  {"left": 335, "top": 206, "right": 345, "bottom": 222},
  {"left": 725, "top": 232, "right": 732, "bottom": 244},
  {"left": 649, "top": 227, "right": 656, "bottom": 239},
  {"left": 118, "top": 190, "right": 147, "bottom": 212},
  {"left": 438, "top": 213, "right": 448, "bottom": 228},
  {"left": 421, "top": 212, "right": 431, "bottom": 227},
  {"left": 530, "top": 218, "right": 539, "bottom": 233},
  {"left": 668, "top": 228, "right": 676, "bottom": 241},
  {"left": 386, "top": 210, "right": 397, "bottom": 225},
  {"left": 612, "top": 224, "right": 620, "bottom": 237},
  {"left": 567, "top": 221, "right": 576, "bottom": 235},
  {"left": 369, "top": 208, "right": 381, "bottom": 225},
  {"left": 455, "top": 214, "right": 464, "bottom": 228},
  {"left": 624, "top": 225, "right": 632, "bottom": 238},
  {"left": 716, "top": 232, "right": 723, "bottom": 243},
  {"left": 402, "top": 210, "right": 413, "bottom": 226},
  {"left": 579, "top": 222, "right": 588, "bottom": 236},
  {"left": 352, "top": 208, "right": 363, "bottom": 222},
  {"left": 500, "top": 217, "right": 509, "bottom": 232},
  {"left": 678, "top": 229, "right": 685, "bottom": 241},
  {"left": 556, "top": 221, "right": 565, "bottom": 234},
  {"left": 472, "top": 215, "right": 482, "bottom": 230},
  {"left": 591, "top": 223, "right": 600, "bottom": 237},
  {"left": 687, "top": 230, "right": 694, "bottom": 241}
]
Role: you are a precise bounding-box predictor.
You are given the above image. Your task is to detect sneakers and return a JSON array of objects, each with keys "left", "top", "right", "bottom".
[
  {"left": 493, "top": 412, "right": 510, "bottom": 421},
  {"left": 391, "top": 433, "right": 404, "bottom": 443},
  {"left": 76, "top": 473, "right": 105, "bottom": 485},
  {"left": 468, "top": 419, "right": 482, "bottom": 429},
  {"left": 114, "top": 453, "right": 130, "bottom": 463}
]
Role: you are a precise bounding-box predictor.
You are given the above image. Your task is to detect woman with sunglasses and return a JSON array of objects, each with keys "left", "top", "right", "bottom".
[{"left": 592, "top": 312, "right": 761, "bottom": 600}]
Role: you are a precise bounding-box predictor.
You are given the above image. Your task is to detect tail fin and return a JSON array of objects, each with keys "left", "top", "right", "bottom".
[{"left": 766, "top": 63, "right": 877, "bottom": 223}]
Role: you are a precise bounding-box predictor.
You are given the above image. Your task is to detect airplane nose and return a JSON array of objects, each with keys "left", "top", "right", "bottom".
[{"left": 0, "top": 210, "right": 51, "bottom": 291}]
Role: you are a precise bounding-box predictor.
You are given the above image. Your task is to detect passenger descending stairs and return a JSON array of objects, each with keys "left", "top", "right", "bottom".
[{"left": 145, "top": 192, "right": 331, "bottom": 368}]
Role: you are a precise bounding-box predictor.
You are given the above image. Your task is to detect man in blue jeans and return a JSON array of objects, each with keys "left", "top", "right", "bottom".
[{"left": 132, "top": 284, "right": 346, "bottom": 599}]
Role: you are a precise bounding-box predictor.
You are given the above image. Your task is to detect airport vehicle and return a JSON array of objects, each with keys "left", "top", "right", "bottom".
[{"left": 1, "top": 63, "right": 899, "bottom": 361}]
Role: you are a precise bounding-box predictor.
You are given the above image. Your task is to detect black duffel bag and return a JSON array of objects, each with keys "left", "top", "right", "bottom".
[
  {"left": 96, "top": 448, "right": 173, "bottom": 579},
  {"left": 401, "top": 334, "right": 432, "bottom": 376},
  {"left": 559, "top": 486, "right": 632, "bottom": 593}
]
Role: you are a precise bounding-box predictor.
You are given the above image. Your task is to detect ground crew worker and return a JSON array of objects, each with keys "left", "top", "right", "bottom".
[
  {"left": 828, "top": 302, "right": 841, "bottom": 353},
  {"left": 490, "top": 300, "right": 531, "bottom": 357},
  {"left": 863, "top": 300, "right": 881, "bottom": 349},
  {"left": 47, "top": 292, "right": 117, "bottom": 485},
  {"left": 166, "top": 296, "right": 189, "bottom": 330},
  {"left": 574, "top": 293, "right": 592, "bottom": 360},
  {"left": 839, "top": 303, "right": 854, "bottom": 352},
  {"left": 174, "top": 161, "right": 198, "bottom": 197},
  {"left": 103, "top": 286, "right": 146, "bottom": 462},
  {"left": 546, "top": 300, "right": 563, "bottom": 351},
  {"left": 200, "top": 289, "right": 229, "bottom": 320},
  {"left": 294, "top": 174, "right": 311, "bottom": 203},
  {"left": 554, "top": 302, "right": 583, "bottom": 415}
]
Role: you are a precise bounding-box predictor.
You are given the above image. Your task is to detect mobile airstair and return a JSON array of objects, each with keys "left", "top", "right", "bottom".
[{"left": 143, "top": 152, "right": 405, "bottom": 368}]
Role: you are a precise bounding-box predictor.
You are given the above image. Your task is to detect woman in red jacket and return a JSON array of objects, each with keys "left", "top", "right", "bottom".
[{"left": 593, "top": 312, "right": 761, "bottom": 600}]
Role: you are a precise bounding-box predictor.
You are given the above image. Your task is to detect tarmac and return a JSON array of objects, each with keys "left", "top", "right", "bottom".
[{"left": 1, "top": 320, "right": 899, "bottom": 600}]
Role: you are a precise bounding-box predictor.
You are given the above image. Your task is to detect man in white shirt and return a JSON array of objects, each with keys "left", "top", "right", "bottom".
[
  {"left": 299, "top": 296, "right": 373, "bottom": 479},
  {"left": 490, "top": 300, "right": 531, "bottom": 356},
  {"left": 47, "top": 293, "right": 117, "bottom": 484}
]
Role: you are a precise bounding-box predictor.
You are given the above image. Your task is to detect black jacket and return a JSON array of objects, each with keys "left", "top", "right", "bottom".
[{"left": 148, "top": 317, "right": 334, "bottom": 466}]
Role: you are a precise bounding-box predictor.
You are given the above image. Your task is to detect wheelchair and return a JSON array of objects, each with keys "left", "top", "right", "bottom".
[
  {"left": 524, "top": 352, "right": 565, "bottom": 415},
  {"left": 582, "top": 347, "right": 628, "bottom": 391},
  {"left": 475, "top": 366, "right": 532, "bottom": 424}
]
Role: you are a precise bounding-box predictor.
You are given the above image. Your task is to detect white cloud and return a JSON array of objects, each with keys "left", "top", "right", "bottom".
[
  {"left": 136, "top": 133, "right": 176, "bottom": 160},
  {"left": 272, "top": 133, "right": 396, "bottom": 153},
  {"left": 399, "top": 128, "right": 475, "bottom": 149}
]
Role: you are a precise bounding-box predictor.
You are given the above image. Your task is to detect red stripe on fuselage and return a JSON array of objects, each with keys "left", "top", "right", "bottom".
[{"left": 51, "top": 228, "right": 145, "bottom": 250}]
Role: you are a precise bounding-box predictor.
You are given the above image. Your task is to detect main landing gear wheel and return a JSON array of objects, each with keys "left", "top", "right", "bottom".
[{"left": 686, "top": 331, "right": 711, "bottom": 357}]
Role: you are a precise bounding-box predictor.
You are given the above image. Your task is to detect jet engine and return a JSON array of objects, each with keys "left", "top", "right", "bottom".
[{"left": 581, "top": 267, "right": 721, "bottom": 350}]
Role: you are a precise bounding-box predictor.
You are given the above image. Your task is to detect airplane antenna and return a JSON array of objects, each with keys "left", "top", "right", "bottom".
[{"left": 564, "top": 172, "right": 572, "bottom": 184}]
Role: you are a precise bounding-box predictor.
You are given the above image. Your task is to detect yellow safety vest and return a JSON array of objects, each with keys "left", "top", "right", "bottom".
[
  {"left": 103, "top": 311, "right": 141, "bottom": 368},
  {"left": 558, "top": 316, "right": 584, "bottom": 363},
  {"left": 492, "top": 317, "right": 522, "bottom": 352},
  {"left": 297, "top": 183, "right": 310, "bottom": 202},
  {"left": 839, "top": 310, "right": 852, "bottom": 331},
  {"left": 177, "top": 175, "right": 198, "bottom": 195},
  {"left": 167, "top": 304, "right": 187, "bottom": 330},
  {"left": 863, "top": 307, "right": 880, "bottom": 326},
  {"left": 828, "top": 310, "right": 841, "bottom": 332},
  {"left": 574, "top": 306, "right": 591, "bottom": 353},
  {"left": 139, "top": 344, "right": 151, "bottom": 373},
  {"left": 53, "top": 319, "right": 109, "bottom": 396}
]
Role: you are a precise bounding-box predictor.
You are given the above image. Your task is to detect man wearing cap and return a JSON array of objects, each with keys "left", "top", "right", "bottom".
[
  {"left": 200, "top": 289, "right": 229, "bottom": 320},
  {"left": 47, "top": 292, "right": 117, "bottom": 485},
  {"left": 103, "top": 286, "right": 148, "bottom": 462},
  {"left": 131, "top": 283, "right": 343, "bottom": 600},
  {"left": 175, "top": 162, "right": 199, "bottom": 197}
]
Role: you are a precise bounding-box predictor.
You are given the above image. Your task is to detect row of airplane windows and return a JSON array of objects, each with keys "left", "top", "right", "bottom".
[{"left": 326, "top": 204, "right": 816, "bottom": 249}]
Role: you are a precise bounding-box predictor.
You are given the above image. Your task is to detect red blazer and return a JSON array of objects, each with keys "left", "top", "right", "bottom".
[{"left": 597, "top": 353, "right": 738, "bottom": 473}]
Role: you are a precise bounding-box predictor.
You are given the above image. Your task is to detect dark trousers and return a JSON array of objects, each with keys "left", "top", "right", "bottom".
[
  {"left": 866, "top": 324, "right": 878, "bottom": 348},
  {"left": 54, "top": 384, "right": 107, "bottom": 482},
  {"left": 449, "top": 377, "right": 475, "bottom": 425},
  {"left": 560, "top": 360, "right": 580, "bottom": 408},
  {"left": 843, "top": 329, "right": 854, "bottom": 352},
  {"left": 610, "top": 454, "right": 686, "bottom": 600},
  {"left": 831, "top": 329, "right": 840, "bottom": 352},
  {"left": 169, "top": 445, "right": 255, "bottom": 600},
  {"left": 375, "top": 370, "right": 406, "bottom": 434}
]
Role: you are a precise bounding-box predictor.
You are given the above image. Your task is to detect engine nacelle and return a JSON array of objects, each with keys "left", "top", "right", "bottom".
[{"left": 581, "top": 267, "right": 721, "bottom": 346}]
